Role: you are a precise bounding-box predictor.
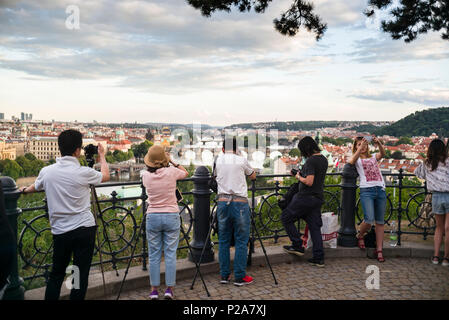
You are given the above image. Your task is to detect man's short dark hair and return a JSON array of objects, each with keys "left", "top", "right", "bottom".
[
  {"left": 223, "top": 136, "right": 237, "bottom": 152},
  {"left": 58, "top": 130, "right": 83, "bottom": 157},
  {"left": 298, "top": 136, "right": 321, "bottom": 158}
]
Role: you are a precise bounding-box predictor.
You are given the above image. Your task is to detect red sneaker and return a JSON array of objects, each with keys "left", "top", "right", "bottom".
[{"left": 234, "top": 275, "right": 254, "bottom": 287}]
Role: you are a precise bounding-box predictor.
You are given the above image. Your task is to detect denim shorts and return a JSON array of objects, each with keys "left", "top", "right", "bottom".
[
  {"left": 432, "top": 192, "right": 449, "bottom": 215},
  {"left": 360, "top": 186, "right": 387, "bottom": 225}
]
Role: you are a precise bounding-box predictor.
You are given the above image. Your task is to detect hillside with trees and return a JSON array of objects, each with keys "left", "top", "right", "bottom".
[
  {"left": 375, "top": 107, "right": 449, "bottom": 137},
  {"left": 226, "top": 121, "right": 363, "bottom": 131}
]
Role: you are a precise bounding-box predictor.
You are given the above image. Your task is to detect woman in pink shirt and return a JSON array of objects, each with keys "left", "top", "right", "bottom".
[{"left": 142, "top": 145, "right": 189, "bottom": 300}]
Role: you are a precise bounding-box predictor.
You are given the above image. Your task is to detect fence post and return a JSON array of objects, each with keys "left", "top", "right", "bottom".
[
  {"left": 397, "top": 169, "right": 403, "bottom": 246},
  {"left": 0, "top": 177, "right": 25, "bottom": 300},
  {"left": 337, "top": 164, "right": 358, "bottom": 247},
  {"left": 189, "top": 166, "right": 214, "bottom": 263}
]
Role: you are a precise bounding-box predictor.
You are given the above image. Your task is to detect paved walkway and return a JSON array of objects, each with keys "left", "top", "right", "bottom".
[{"left": 113, "top": 257, "right": 449, "bottom": 300}]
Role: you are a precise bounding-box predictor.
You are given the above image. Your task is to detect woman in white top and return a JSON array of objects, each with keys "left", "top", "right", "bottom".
[
  {"left": 414, "top": 139, "right": 449, "bottom": 267},
  {"left": 348, "top": 136, "right": 387, "bottom": 262}
]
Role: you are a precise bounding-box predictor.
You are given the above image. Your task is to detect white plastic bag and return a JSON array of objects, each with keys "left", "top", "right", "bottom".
[{"left": 303, "top": 212, "right": 339, "bottom": 249}]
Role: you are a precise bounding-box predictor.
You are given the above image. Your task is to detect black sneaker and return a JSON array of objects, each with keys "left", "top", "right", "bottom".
[
  {"left": 220, "top": 275, "right": 231, "bottom": 284},
  {"left": 234, "top": 275, "right": 254, "bottom": 287},
  {"left": 308, "top": 258, "right": 325, "bottom": 268},
  {"left": 283, "top": 245, "right": 305, "bottom": 257}
]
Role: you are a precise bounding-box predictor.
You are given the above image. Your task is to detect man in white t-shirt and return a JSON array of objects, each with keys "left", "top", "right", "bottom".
[
  {"left": 215, "top": 137, "right": 257, "bottom": 287},
  {"left": 21, "top": 129, "right": 110, "bottom": 300}
]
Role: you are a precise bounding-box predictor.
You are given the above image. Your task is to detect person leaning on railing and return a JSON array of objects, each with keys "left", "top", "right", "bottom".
[
  {"left": 20, "top": 129, "right": 110, "bottom": 300},
  {"left": 215, "top": 137, "right": 257, "bottom": 287},
  {"left": 141, "top": 145, "right": 189, "bottom": 300},
  {"left": 348, "top": 135, "right": 386, "bottom": 262},
  {"left": 414, "top": 138, "right": 449, "bottom": 267},
  {"left": 281, "top": 136, "right": 328, "bottom": 268}
]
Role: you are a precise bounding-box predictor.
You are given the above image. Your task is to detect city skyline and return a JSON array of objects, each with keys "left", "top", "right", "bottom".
[{"left": 1, "top": 0, "right": 449, "bottom": 126}]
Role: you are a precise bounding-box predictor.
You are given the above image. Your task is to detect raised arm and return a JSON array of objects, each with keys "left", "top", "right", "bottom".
[
  {"left": 98, "top": 144, "right": 110, "bottom": 183},
  {"left": 168, "top": 153, "right": 189, "bottom": 179},
  {"left": 348, "top": 138, "right": 368, "bottom": 165},
  {"left": 373, "top": 136, "right": 386, "bottom": 161}
]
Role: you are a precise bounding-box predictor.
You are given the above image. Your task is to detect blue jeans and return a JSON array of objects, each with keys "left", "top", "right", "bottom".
[
  {"left": 217, "top": 201, "right": 251, "bottom": 280},
  {"left": 146, "top": 213, "right": 180, "bottom": 287},
  {"left": 360, "top": 187, "right": 387, "bottom": 225}
]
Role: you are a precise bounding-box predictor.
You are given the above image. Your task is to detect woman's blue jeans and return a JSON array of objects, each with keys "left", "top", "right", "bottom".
[
  {"left": 217, "top": 201, "right": 251, "bottom": 280},
  {"left": 146, "top": 213, "right": 180, "bottom": 287},
  {"left": 360, "top": 187, "right": 387, "bottom": 225}
]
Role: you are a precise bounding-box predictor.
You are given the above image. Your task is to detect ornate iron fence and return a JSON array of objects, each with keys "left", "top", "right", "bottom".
[{"left": 9, "top": 167, "right": 434, "bottom": 289}]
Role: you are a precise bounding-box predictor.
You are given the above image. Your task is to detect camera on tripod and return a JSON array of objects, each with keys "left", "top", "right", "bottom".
[{"left": 84, "top": 144, "right": 98, "bottom": 168}]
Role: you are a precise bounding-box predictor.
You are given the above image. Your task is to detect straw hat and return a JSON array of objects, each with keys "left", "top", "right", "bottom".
[{"left": 144, "top": 145, "right": 169, "bottom": 168}]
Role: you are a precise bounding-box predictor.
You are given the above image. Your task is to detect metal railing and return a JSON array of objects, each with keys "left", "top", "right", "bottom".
[{"left": 1, "top": 165, "right": 434, "bottom": 299}]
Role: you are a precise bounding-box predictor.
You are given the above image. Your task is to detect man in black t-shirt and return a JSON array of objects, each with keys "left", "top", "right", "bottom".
[
  {"left": 298, "top": 154, "right": 329, "bottom": 201},
  {"left": 281, "top": 137, "right": 328, "bottom": 267}
]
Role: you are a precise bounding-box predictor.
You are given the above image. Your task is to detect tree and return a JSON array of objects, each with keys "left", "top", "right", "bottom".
[
  {"left": 391, "top": 150, "right": 405, "bottom": 160},
  {"left": 395, "top": 136, "right": 414, "bottom": 146},
  {"left": 289, "top": 148, "right": 301, "bottom": 158},
  {"left": 15, "top": 156, "right": 33, "bottom": 176},
  {"left": 24, "top": 153, "right": 37, "bottom": 161},
  {"left": 366, "top": 0, "right": 449, "bottom": 42},
  {"left": 2, "top": 159, "right": 24, "bottom": 180},
  {"left": 132, "top": 140, "right": 154, "bottom": 161},
  {"left": 188, "top": 0, "right": 449, "bottom": 42},
  {"left": 145, "top": 129, "right": 154, "bottom": 142},
  {"left": 187, "top": 0, "right": 327, "bottom": 40}
]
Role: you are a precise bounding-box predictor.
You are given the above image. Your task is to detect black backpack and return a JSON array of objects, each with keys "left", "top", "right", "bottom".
[{"left": 278, "top": 182, "right": 299, "bottom": 210}]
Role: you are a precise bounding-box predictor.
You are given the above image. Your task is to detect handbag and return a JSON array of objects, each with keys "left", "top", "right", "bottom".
[{"left": 364, "top": 226, "right": 376, "bottom": 248}]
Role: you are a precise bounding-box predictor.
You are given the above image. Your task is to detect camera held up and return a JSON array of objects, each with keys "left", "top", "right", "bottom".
[{"left": 84, "top": 144, "right": 98, "bottom": 168}]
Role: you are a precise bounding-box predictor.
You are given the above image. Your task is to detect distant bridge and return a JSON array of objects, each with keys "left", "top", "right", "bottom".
[{"left": 94, "top": 163, "right": 146, "bottom": 175}]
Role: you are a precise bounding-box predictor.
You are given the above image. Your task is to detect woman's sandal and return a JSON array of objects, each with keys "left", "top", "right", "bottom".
[
  {"left": 431, "top": 256, "right": 440, "bottom": 265},
  {"left": 374, "top": 250, "right": 385, "bottom": 263},
  {"left": 442, "top": 257, "right": 449, "bottom": 267},
  {"left": 356, "top": 232, "right": 366, "bottom": 249}
]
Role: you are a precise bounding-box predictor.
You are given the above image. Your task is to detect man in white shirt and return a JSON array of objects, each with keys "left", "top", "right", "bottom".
[
  {"left": 215, "top": 137, "right": 257, "bottom": 287},
  {"left": 21, "top": 130, "right": 109, "bottom": 300}
]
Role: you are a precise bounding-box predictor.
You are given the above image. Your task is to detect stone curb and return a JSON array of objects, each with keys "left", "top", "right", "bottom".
[{"left": 24, "top": 242, "right": 440, "bottom": 300}]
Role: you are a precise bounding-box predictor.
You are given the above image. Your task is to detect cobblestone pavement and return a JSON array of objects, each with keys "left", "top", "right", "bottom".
[{"left": 113, "top": 257, "right": 449, "bottom": 300}]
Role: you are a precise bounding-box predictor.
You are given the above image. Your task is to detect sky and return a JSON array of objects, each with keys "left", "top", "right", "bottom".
[{"left": 0, "top": 0, "right": 448, "bottom": 126}]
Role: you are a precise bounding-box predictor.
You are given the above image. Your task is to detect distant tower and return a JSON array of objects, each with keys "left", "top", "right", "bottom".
[
  {"left": 162, "top": 127, "right": 171, "bottom": 137},
  {"left": 115, "top": 129, "right": 125, "bottom": 141}
]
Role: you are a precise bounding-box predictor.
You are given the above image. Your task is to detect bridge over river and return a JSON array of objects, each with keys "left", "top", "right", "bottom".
[{"left": 94, "top": 163, "right": 147, "bottom": 175}]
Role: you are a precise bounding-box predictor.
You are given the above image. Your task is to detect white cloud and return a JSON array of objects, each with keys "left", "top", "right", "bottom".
[{"left": 349, "top": 88, "right": 449, "bottom": 106}]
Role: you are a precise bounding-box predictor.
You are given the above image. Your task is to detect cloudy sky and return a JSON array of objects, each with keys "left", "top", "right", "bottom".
[{"left": 1, "top": 0, "right": 448, "bottom": 126}]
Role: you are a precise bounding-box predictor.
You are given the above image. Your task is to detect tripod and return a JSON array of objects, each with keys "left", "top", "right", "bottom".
[
  {"left": 87, "top": 159, "right": 120, "bottom": 297},
  {"left": 191, "top": 198, "right": 278, "bottom": 289},
  {"left": 90, "top": 185, "right": 120, "bottom": 297},
  {"left": 116, "top": 201, "right": 211, "bottom": 300}
]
